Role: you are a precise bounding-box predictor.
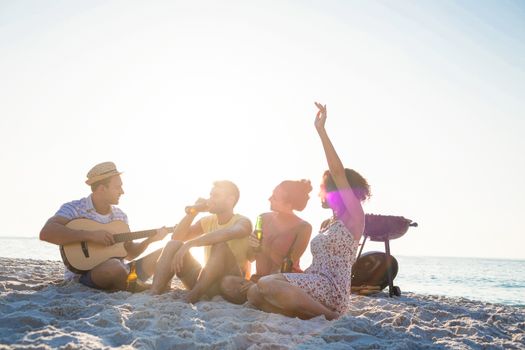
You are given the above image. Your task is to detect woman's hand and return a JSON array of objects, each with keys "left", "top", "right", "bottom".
[
  {"left": 239, "top": 280, "right": 255, "bottom": 294},
  {"left": 314, "top": 102, "right": 327, "bottom": 132},
  {"left": 248, "top": 229, "right": 261, "bottom": 250}
]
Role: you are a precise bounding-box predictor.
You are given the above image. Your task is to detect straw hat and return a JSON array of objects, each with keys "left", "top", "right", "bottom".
[{"left": 85, "top": 161, "right": 122, "bottom": 185}]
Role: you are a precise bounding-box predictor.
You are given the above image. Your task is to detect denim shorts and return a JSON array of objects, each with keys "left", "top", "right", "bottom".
[{"left": 79, "top": 260, "right": 147, "bottom": 290}]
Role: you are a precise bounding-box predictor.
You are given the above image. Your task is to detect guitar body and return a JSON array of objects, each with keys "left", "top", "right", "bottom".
[{"left": 60, "top": 219, "right": 130, "bottom": 273}]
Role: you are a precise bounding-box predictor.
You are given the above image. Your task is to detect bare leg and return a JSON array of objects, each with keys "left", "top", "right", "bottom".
[
  {"left": 151, "top": 240, "right": 202, "bottom": 294},
  {"left": 89, "top": 258, "right": 129, "bottom": 291},
  {"left": 135, "top": 248, "right": 163, "bottom": 278},
  {"left": 220, "top": 276, "right": 252, "bottom": 304},
  {"left": 175, "top": 254, "right": 202, "bottom": 291},
  {"left": 150, "top": 240, "right": 183, "bottom": 294},
  {"left": 251, "top": 274, "right": 339, "bottom": 320},
  {"left": 246, "top": 283, "right": 299, "bottom": 317},
  {"left": 185, "top": 242, "right": 241, "bottom": 303}
]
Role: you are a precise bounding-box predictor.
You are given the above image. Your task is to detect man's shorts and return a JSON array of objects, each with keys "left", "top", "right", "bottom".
[{"left": 79, "top": 259, "right": 148, "bottom": 290}]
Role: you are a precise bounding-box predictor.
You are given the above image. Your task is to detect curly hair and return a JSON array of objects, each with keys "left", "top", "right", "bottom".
[
  {"left": 323, "top": 169, "right": 371, "bottom": 201},
  {"left": 275, "top": 179, "right": 312, "bottom": 211}
]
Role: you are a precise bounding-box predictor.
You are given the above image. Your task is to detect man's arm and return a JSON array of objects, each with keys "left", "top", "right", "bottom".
[
  {"left": 246, "top": 230, "right": 258, "bottom": 262},
  {"left": 171, "top": 197, "right": 208, "bottom": 242},
  {"left": 171, "top": 217, "right": 252, "bottom": 274},
  {"left": 171, "top": 212, "right": 204, "bottom": 242},
  {"left": 40, "top": 216, "right": 115, "bottom": 246},
  {"left": 123, "top": 226, "right": 170, "bottom": 260},
  {"left": 128, "top": 210, "right": 204, "bottom": 262},
  {"left": 185, "top": 217, "right": 252, "bottom": 249}
]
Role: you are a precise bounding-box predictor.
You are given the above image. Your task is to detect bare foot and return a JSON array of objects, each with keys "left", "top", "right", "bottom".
[
  {"left": 183, "top": 293, "right": 197, "bottom": 303},
  {"left": 183, "top": 289, "right": 200, "bottom": 304},
  {"left": 126, "top": 280, "right": 152, "bottom": 293},
  {"left": 149, "top": 283, "right": 171, "bottom": 295},
  {"left": 325, "top": 310, "right": 339, "bottom": 320}
]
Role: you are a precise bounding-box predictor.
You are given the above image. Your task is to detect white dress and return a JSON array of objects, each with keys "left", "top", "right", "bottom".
[{"left": 283, "top": 219, "right": 359, "bottom": 314}]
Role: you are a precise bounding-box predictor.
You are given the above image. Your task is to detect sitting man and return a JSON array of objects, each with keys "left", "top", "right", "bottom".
[
  {"left": 150, "top": 180, "right": 252, "bottom": 303},
  {"left": 40, "top": 161, "right": 169, "bottom": 291},
  {"left": 220, "top": 179, "right": 313, "bottom": 304}
]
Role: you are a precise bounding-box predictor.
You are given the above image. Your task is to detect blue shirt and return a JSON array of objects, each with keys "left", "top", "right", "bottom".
[
  {"left": 55, "top": 195, "right": 128, "bottom": 225},
  {"left": 55, "top": 195, "right": 128, "bottom": 279}
]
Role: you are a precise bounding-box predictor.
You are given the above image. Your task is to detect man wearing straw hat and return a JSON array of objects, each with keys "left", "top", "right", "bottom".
[{"left": 40, "top": 161, "right": 169, "bottom": 291}]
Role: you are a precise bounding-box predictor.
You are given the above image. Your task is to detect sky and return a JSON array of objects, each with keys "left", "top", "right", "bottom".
[{"left": 1, "top": 0, "right": 524, "bottom": 263}]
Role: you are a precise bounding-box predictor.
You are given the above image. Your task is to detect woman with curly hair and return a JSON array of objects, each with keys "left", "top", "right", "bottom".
[{"left": 247, "top": 102, "right": 371, "bottom": 319}]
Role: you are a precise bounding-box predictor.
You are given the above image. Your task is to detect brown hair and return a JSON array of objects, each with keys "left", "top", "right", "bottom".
[
  {"left": 213, "top": 180, "right": 240, "bottom": 206},
  {"left": 275, "top": 179, "right": 312, "bottom": 211},
  {"left": 323, "top": 169, "right": 371, "bottom": 201}
]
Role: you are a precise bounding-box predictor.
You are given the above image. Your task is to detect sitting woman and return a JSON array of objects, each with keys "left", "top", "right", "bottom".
[
  {"left": 246, "top": 102, "right": 371, "bottom": 320},
  {"left": 220, "top": 179, "right": 313, "bottom": 304}
]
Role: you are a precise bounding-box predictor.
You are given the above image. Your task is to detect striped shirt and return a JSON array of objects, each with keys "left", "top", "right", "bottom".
[
  {"left": 55, "top": 195, "right": 128, "bottom": 225},
  {"left": 55, "top": 195, "right": 128, "bottom": 279}
]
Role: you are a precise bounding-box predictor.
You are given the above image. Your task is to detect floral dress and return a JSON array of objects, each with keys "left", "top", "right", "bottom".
[{"left": 283, "top": 218, "right": 359, "bottom": 314}]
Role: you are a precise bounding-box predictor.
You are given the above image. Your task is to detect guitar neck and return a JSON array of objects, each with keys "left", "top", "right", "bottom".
[{"left": 113, "top": 227, "right": 174, "bottom": 243}]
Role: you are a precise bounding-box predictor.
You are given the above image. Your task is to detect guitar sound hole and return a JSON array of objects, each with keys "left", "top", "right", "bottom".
[{"left": 81, "top": 242, "right": 89, "bottom": 258}]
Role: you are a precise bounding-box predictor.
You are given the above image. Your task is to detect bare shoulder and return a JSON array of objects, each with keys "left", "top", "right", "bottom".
[
  {"left": 298, "top": 220, "right": 312, "bottom": 233},
  {"left": 259, "top": 212, "right": 273, "bottom": 221}
]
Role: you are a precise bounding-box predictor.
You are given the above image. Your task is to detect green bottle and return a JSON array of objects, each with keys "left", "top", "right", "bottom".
[
  {"left": 254, "top": 215, "right": 263, "bottom": 252},
  {"left": 280, "top": 256, "right": 293, "bottom": 273}
]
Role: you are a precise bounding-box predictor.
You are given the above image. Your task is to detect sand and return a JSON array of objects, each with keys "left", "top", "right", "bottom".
[{"left": 0, "top": 257, "right": 524, "bottom": 349}]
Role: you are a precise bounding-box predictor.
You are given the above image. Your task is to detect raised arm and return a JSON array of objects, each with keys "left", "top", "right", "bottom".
[
  {"left": 314, "top": 102, "right": 364, "bottom": 238},
  {"left": 125, "top": 197, "right": 208, "bottom": 260},
  {"left": 171, "top": 197, "right": 208, "bottom": 241},
  {"left": 314, "top": 102, "right": 347, "bottom": 183},
  {"left": 171, "top": 213, "right": 204, "bottom": 242}
]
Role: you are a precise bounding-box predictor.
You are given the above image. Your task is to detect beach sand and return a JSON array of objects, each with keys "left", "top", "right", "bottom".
[{"left": 0, "top": 258, "right": 524, "bottom": 349}]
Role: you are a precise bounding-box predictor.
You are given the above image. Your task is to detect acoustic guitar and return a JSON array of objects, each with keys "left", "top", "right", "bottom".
[{"left": 60, "top": 219, "right": 174, "bottom": 273}]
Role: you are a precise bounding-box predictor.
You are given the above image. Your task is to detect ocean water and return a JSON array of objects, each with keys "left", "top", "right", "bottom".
[
  {"left": 1, "top": 237, "right": 524, "bottom": 307},
  {"left": 394, "top": 255, "right": 525, "bottom": 307}
]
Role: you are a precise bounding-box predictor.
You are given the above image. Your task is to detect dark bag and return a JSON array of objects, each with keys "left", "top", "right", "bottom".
[{"left": 351, "top": 251, "right": 398, "bottom": 292}]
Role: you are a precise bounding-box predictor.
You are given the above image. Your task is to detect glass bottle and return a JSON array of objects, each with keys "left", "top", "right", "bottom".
[
  {"left": 280, "top": 256, "right": 293, "bottom": 273},
  {"left": 254, "top": 215, "right": 263, "bottom": 252},
  {"left": 127, "top": 261, "right": 138, "bottom": 292}
]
